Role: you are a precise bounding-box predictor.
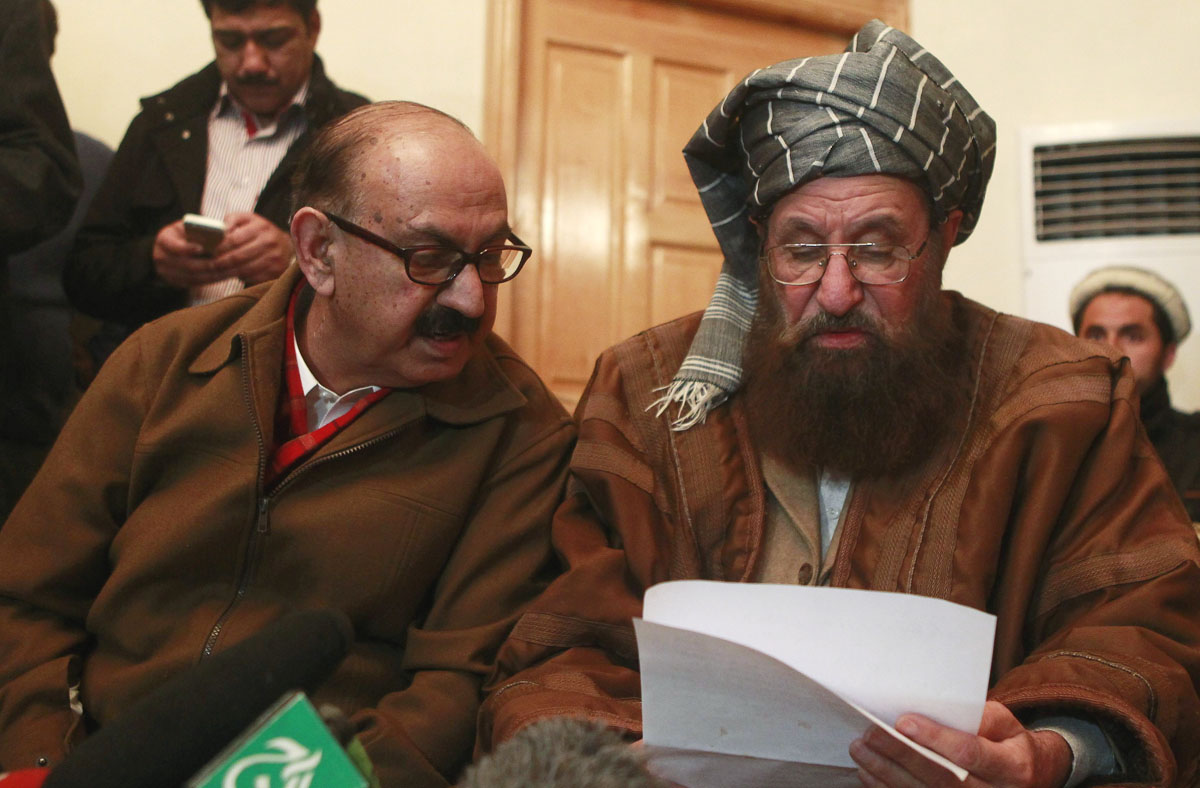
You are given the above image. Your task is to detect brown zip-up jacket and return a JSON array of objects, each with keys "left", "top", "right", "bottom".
[
  {"left": 479, "top": 294, "right": 1200, "bottom": 786},
  {"left": 0, "top": 266, "right": 575, "bottom": 787}
]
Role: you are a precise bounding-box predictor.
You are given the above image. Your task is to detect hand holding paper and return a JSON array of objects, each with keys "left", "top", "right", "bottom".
[
  {"left": 851, "top": 701, "right": 1074, "bottom": 788},
  {"left": 634, "top": 581, "right": 999, "bottom": 787}
]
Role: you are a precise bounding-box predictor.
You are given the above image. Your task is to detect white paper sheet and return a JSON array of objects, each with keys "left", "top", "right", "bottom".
[{"left": 636, "top": 581, "right": 997, "bottom": 785}]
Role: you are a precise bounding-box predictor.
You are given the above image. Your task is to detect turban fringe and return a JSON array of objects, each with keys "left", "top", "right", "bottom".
[{"left": 652, "top": 19, "right": 997, "bottom": 430}]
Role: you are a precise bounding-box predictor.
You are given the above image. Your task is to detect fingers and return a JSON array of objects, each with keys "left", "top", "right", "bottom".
[
  {"left": 154, "top": 254, "right": 236, "bottom": 287},
  {"left": 976, "top": 701, "right": 1027, "bottom": 741},
  {"left": 156, "top": 214, "right": 292, "bottom": 289},
  {"left": 858, "top": 706, "right": 1072, "bottom": 788},
  {"left": 214, "top": 216, "right": 293, "bottom": 284},
  {"left": 852, "top": 724, "right": 968, "bottom": 788},
  {"left": 154, "top": 220, "right": 204, "bottom": 259},
  {"left": 153, "top": 223, "right": 232, "bottom": 286},
  {"left": 895, "top": 715, "right": 988, "bottom": 775}
]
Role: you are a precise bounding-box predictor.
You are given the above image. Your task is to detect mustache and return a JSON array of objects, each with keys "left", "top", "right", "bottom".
[
  {"left": 782, "top": 310, "right": 882, "bottom": 346},
  {"left": 414, "top": 305, "right": 480, "bottom": 338},
  {"left": 235, "top": 73, "right": 279, "bottom": 87}
]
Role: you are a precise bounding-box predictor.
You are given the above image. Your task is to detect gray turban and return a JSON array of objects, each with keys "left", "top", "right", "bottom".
[{"left": 653, "top": 19, "right": 996, "bottom": 430}]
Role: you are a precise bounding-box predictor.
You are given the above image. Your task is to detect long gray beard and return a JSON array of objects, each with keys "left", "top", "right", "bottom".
[{"left": 741, "top": 286, "right": 970, "bottom": 479}]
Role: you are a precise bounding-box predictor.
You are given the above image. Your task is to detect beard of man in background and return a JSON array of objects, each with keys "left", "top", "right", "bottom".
[{"left": 742, "top": 239, "right": 972, "bottom": 479}]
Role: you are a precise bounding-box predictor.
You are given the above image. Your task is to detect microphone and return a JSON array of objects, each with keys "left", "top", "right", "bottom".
[
  {"left": 458, "top": 717, "right": 666, "bottom": 788},
  {"left": 45, "top": 608, "right": 354, "bottom": 788}
]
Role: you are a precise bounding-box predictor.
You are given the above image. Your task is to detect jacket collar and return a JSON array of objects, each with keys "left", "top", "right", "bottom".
[
  {"left": 187, "top": 266, "right": 527, "bottom": 427},
  {"left": 1140, "top": 375, "right": 1172, "bottom": 439},
  {"left": 139, "top": 55, "right": 340, "bottom": 128}
]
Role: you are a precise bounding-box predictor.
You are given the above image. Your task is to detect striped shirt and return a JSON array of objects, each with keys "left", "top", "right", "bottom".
[{"left": 190, "top": 80, "right": 310, "bottom": 306}]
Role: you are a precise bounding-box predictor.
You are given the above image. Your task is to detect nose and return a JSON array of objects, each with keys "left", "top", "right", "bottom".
[
  {"left": 814, "top": 252, "right": 864, "bottom": 317},
  {"left": 239, "top": 40, "right": 269, "bottom": 74},
  {"left": 437, "top": 263, "right": 487, "bottom": 319}
]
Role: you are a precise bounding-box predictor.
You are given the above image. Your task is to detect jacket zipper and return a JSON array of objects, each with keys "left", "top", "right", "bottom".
[
  {"left": 200, "top": 337, "right": 408, "bottom": 658},
  {"left": 200, "top": 345, "right": 270, "bottom": 658}
]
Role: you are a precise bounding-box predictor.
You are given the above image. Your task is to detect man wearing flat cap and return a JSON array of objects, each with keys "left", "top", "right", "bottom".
[
  {"left": 478, "top": 20, "right": 1200, "bottom": 788},
  {"left": 1071, "top": 265, "right": 1200, "bottom": 523}
]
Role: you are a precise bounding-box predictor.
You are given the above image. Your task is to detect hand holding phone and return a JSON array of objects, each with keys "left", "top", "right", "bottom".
[{"left": 183, "top": 213, "right": 227, "bottom": 255}]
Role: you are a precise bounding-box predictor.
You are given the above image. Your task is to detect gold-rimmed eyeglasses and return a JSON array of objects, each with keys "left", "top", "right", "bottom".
[
  {"left": 324, "top": 211, "right": 532, "bottom": 286},
  {"left": 762, "top": 239, "right": 927, "bottom": 286}
]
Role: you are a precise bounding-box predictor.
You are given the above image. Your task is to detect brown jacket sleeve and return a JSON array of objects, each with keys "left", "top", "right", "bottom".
[
  {"left": 357, "top": 412, "right": 576, "bottom": 787},
  {"left": 478, "top": 349, "right": 666, "bottom": 749},
  {"left": 977, "top": 355, "right": 1200, "bottom": 786}
]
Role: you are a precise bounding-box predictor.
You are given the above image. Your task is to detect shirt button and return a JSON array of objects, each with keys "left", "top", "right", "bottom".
[
  {"left": 181, "top": 129, "right": 192, "bottom": 140},
  {"left": 164, "top": 111, "right": 175, "bottom": 122},
  {"left": 797, "top": 563, "right": 814, "bottom": 585},
  {"left": 37, "top": 756, "right": 49, "bottom": 766}
]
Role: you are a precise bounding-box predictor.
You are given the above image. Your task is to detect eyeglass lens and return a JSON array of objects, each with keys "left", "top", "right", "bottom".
[
  {"left": 767, "top": 244, "right": 912, "bottom": 285},
  {"left": 408, "top": 247, "right": 526, "bottom": 285}
]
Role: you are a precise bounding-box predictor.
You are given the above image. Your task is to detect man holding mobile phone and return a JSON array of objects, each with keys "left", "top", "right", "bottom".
[{"left": 63, "top": 0, "right": 366, "bottom": 344}]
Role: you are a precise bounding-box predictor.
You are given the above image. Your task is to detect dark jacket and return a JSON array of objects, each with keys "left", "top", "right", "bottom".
[
  {"left": 0, "top": 132, "right": 113, "bottom": 521},
  {"left": 1142, "top": 376, "right": 1200, "bottom": 522},
  {"left": 0, "top": 266, "right": 575, "bottom": 787},
  {"left": 63, "top": 55, "right": 366, "bottom": 329},
  {"left": 0, "top": 0, "right": 79, "bottom": 258},
  {"left": 0, "top": 0, "right": 80, "bottom": 401},
  {"left": 480, "top": 295, "right": 1200, "bottom": 787}
]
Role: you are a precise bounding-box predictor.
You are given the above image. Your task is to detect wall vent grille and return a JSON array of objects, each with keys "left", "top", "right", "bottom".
[{"left": 1033, "top": 136, "right": 1200, "bottom": 241}]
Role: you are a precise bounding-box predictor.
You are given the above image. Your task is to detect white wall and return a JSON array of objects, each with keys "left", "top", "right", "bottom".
[
  {"left": 50, "top": 1, "right": 1200, "bottom": 354},
  {"left": 50, "top": 0, "right": 490, "bottom": 147},
  {"left": 909, "top": 0, "right": 1200, "bottom": 316}
]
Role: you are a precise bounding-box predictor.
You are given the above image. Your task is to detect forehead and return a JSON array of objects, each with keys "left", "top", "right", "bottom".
[
  {"left": 359, "top": 125, "right": 508, "bottom": 235},
  {"left": 1081, "top": 291, "right": 1158, "bottom": 326},
  {"left": 766, "top": 175, "right": 930, "bottom": 234},
  {"left": 209, "top": 3, "right": 307, "bottom": 32}
]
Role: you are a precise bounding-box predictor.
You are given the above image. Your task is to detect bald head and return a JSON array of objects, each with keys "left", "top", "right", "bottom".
[{"left": 290, "top": 100, "right": 482, "bottom": 219}]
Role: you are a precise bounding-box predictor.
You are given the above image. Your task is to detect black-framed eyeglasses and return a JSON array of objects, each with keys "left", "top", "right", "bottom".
[
  {"left": 762, "top": 238, "right": 927, "bottom": 286},
  {"left": 323, "top": 211, "right": 532, "bottom": 285}
]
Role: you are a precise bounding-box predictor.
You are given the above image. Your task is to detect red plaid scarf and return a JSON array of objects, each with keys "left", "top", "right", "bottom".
[{"left": 267, "top": 284, "right": 391, "bottom": 485}]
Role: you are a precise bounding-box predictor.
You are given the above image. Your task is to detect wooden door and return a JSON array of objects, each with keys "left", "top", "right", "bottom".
[{"left": 485, "top": 0, "right": 908, "bottom": 407}]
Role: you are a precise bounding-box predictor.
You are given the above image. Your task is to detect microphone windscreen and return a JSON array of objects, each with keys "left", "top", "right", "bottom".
[
  {"left": 458, "top": 717, "right": 666, "bottom": 788},
  {"left": 45, "top": 608, "right": 353, "bottom": 788}
]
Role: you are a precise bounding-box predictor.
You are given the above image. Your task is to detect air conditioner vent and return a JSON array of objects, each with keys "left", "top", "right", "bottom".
[{"left": 1032, "top": 136, "right": 1200, "bottom": 241}]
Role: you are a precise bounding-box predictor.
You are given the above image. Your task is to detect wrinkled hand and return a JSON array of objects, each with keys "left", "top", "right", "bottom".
[
  {"left": 850, "top": 701, "right": 1073, "bottom": 788},
  {"left": 152, "top": 219, "right": 231, "bottom": 287},
  {"left": 211, "top": 212, "right": 293, "bottom": 285}
]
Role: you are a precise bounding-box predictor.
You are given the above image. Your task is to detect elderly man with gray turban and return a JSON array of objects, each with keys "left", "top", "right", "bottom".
[{"left": 478, "top": 20, "right": 1200, "bottom": 788}]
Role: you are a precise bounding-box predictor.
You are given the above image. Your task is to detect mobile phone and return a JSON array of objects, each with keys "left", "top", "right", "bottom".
[{"left": 183, "top": 213, "right": 226, "bottom": 254}]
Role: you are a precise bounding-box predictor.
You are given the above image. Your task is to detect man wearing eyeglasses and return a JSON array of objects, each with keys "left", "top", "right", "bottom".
[
  {"left": 0, "top": 102, "right": 574, "bottom": 788},
  {"left": 479, "top": 20, "right": 1200, "bottom": 788}
]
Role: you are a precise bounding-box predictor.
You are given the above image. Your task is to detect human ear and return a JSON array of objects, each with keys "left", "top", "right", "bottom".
[
  {"left": 940, "top": 210, "right": 963, "bottom": 250},
  {"left": 750, "top": 213, "right": 768, "bottom": 245},
  {"left": 1163, "top": 343, "right": 1178, "bottom": 372},
  {"left": 291, "top": 207, "right": 336, "bottom": 297},
  {"left": 929, "top": 209, "right": 964, "bottom": 273}
]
